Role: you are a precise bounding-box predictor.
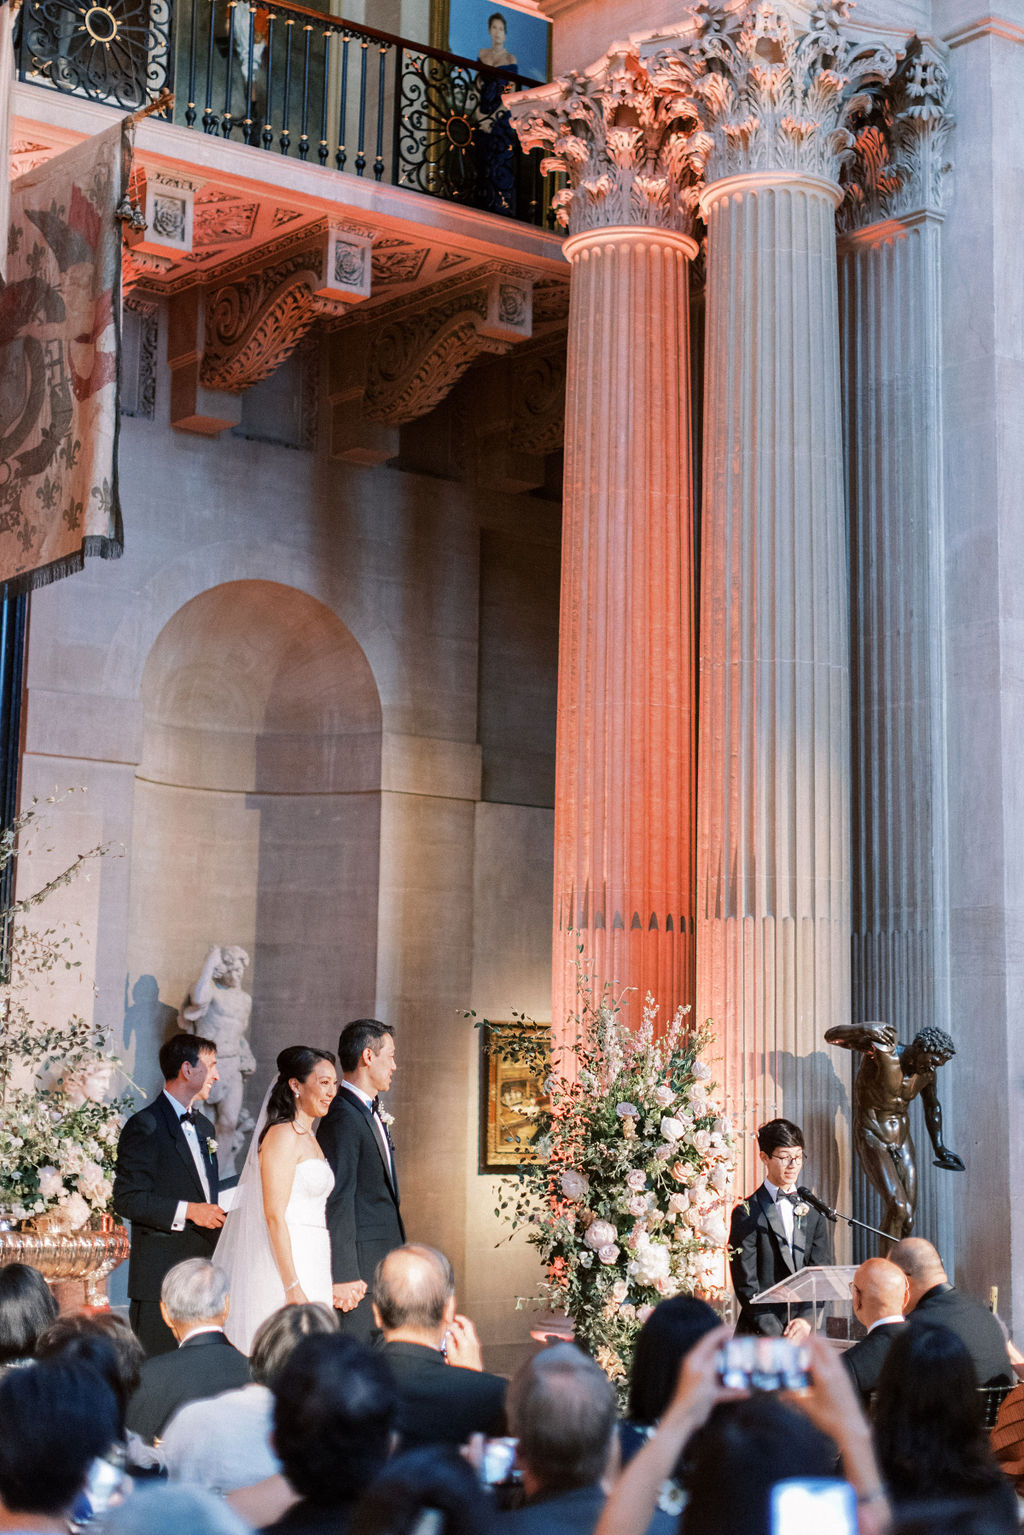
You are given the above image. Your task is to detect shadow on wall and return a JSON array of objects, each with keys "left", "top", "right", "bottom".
[
  {"left": 122, "top": 973, "right": 178, "bottom": 1098},
  {"left": 768, "top": 1049, "right": 851, "bottom": 1209}
]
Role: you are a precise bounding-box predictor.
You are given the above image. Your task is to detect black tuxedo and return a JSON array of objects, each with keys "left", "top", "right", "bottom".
[
  {"left": 316, "top": 1085, "right": 404, "bottom": 1341},
  {"left": 383, "top": 1339, "right": 506, "bottom": 1448},
  {"left": 910, "top": 1283, "right": 1012, "bottom": 1387},
  {"left": 125, "top": 1329, "right": 250, "bottom": 1442},
  {"left": 729, "top": 1183, "right": 833, "bottom": 1335},
  {"left": 842, "top": 1319, "right": 907, "bottom": 1405},
  {"left": 113, "top": 1093, "right": 220, "bottom": 1354}
]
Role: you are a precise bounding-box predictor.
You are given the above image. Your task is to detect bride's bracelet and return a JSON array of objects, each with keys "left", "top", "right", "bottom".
[{"left": 285, "top": 1280, "right": 301, "bottom": 1292}]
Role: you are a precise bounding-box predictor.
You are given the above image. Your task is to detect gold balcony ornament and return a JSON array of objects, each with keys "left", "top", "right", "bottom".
[{"left": 0, "top": 1211, "right": 130, "bottom": 1309}]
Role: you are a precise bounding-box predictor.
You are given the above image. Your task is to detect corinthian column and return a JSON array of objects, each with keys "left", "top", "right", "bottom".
[
  {"left": 679, "top": 4, "right": 896, "bottom": 1189},
  {"left": 510, "top": 56, "right": 707, "bottom": 1044}
]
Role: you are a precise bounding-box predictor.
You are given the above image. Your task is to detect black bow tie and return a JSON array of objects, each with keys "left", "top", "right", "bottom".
[
  {"left": 370, "top": 1096, "right": 382, "bottom": 1116},
  {"left": 777, "top": 1190, "right": 798, "bottom": 1205},
  {"left": 181, "top": 1110, "right": 198, "bottom": 1127}
]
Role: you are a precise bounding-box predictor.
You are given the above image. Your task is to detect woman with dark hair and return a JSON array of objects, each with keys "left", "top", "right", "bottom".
[
  {"left": 0, "top": 1358, "right": 122, "bottom": 1530},
  {"left": 348, "top": 1447, "right": 490, "bottom": 1535},
  {"left": 36, "top": 1311, "right": 145, "bottom": 1438},
  {"left": 627, "top": 1296, "right": 721, "bottom": 1431},
  {"left": 873, "top": 1322, "right": 1018, "bottom": 1528},
  {"left": 218, "top": 1046, "right": 338, "bottom": 1352},
  {"left": 0, "top": 1260, "right": 59, "bottom": 1371}
]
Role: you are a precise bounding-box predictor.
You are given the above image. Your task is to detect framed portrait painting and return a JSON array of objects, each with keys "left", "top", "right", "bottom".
[
  {"left": 432, "top": 0, "right": 552, "bottom": 85},
  {"left": 480, "top": 1023, "right": 550, "bottom": 1171}
]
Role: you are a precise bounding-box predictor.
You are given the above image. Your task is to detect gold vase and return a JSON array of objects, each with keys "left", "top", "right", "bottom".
[{"left": 0, "top": 1211, "right": 130, "bottom": 1309}]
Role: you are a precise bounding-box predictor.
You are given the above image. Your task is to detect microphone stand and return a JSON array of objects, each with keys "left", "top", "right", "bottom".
[{"left": 797, "top": 1188, "right": 890, "bottom": 1245}]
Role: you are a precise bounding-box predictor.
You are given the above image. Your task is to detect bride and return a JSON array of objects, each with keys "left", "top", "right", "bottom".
[{"left": 218, "top": 1045, "right": 338, "bottom": 1353}]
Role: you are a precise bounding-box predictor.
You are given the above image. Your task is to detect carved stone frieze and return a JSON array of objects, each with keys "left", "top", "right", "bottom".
[
  {"left": 838, "top": 36, "right": 954, "bottom": 232},
  {"left": 666, "top": 1, "right": 898, "bottom": 187},
  {"left": 508, "top": 49, "right": 710, "bottom": 237},
  {"left": 511, "top": 349, "right": 566, "bottom": 456}
]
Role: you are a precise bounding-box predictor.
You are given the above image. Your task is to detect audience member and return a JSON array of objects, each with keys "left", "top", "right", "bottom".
[
  {"left": 0, "top": 1260, "right": 59, "bottom": 1371},
  {"left": 873, "top": 1322, "right": 1017, "bottom": 1529},
  {"left": 0, "top": 1357, "right": 121, "bottom": 1532},
  {"left": 160, "top": 1301, "right": 338, "bottom": 1491},
  {"left": 125, "top": 1257, "right": 250, "bottom": 1442},
  {"left": 37, "top": 1310, "right": 146, "bottom": 1433},
  {"left": 891, "top": 1238, "right": 1012, "bottom": 1386},
  {"left": 104, "top": 1483, "right": 252, "bottom": 1535},
  {"left": 348, "top": 1446, "right": 492, "bottom": 1535},
  {"left": 496, "top": 1342, "right": 617, "bottom": 1535},
  {"left": 595, "top": 1329, "right": 891, "bottom": 1535},
  {"left": 842, "top": 1256, "right": 909, "bottom": 1407},
  {"left": 622, "top": 1295, "right": 720, "bottom": 1464},
  {"left": 375, "top": 1244, "right": 507, "bottom": 1448},
  {"left": 261, "top": 1332, "right": 396, "bottom": 1534}
]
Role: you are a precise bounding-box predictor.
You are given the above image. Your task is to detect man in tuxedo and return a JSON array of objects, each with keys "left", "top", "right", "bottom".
[
  {"left": 316, "top": 1018, "right": 404, "bottom": 1342},
  {"left": 842, "top": 1256, "right": 909, "bottom": 1406},
  {"left": 891, "top": 1237, "right": 1013, "bottom": 1387},
  {"left": 125, "top": 1259, "right": 250, "bottom": 1442},
  {"left": 374, "top": 1244, "right": 506, "bottom": 1447},
  {"left": 729, "top": 1117, "right": 833, "bottom": 1337},
  {"left": 113, "top": 1032, "right": 226, "bottom": 1355}
]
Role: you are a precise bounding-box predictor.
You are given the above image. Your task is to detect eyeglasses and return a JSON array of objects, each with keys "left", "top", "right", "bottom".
[{"left": 772, "top": 1153, "right": 804, "bottom": 1166}]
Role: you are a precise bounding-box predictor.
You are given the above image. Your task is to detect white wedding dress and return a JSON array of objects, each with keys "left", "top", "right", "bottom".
[{"left": 218, "top": 1100, "right": 335, "bottom": 1355}]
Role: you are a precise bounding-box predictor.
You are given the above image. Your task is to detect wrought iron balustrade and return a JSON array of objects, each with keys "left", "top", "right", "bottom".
[{"left": 16, "top": 0, "right": 562, "bottom": 226}]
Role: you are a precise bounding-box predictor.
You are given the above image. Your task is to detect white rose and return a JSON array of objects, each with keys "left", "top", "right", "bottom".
[
  {"left": 660, "top": 1116, "right": 685, "bottom": 1142},
  {"left": 61, "top": 1192, "right": 91, "bottom": 1230},
  {"left": 714, "top": 1115, "right": 733, "bottom": 1137},
  {"left": 653, "top": 1084, "right": 676, "bottom": 1108},
  {"left": 560, "top": 1170, "right": 589, "bottom": 1201},
  {"left": 584, "top": 1219, "right": 618, "bottom": 1252},
  {"left": 700, "top": 1213, "right": 728, "bottom": 1246},
  {"left": 37, "top": 1166, "right": 63, "bottom": 1199},
  {"left": 692, "top": 1060, "right": 712, "bottom": 1082},
  {"left": 693, "top": 1129, "right": 712, "bottom": 1155},
  {"left": 709, "top": 1163, "right": 729, "bottom": 1192},
  {"left": 630, "top": 1237, "right": 672, "bottom": 1285},
  {"left": 668, "top": 1191, "right": 690, "bottom": 1213}
]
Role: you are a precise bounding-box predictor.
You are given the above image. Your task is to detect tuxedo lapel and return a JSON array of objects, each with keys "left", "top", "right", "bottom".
[
  {"left": 340, "top": 1089, "right": 399, "bottom": 1202},
  {"left": 758, "top": 1184, "right": 797, "bottom": 1275},
  {"left": 791, "top": 1208, "right": 808, "bottom": 1269},
  {"left": 156, "top": 1093, "right": 208, "bottom": 1201}
]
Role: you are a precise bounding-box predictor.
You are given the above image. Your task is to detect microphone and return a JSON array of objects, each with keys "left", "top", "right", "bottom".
[{"left": 797, "top": 1186, "right": 838, "bottom": 1223}]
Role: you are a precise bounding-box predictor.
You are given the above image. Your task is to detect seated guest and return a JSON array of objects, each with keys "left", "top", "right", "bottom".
[
  {"left": 105, "top": 1484, "right": 252, "bottom": 1535},
  {"left": 891, "top": 1238, "right": 1012, "bottom": 1387},
  {"left": 36, "top": 1310, "right": 153, "bottom": 1471},
  {"left": 842, "top": 1256, "right": 909, "bottom": 1407},
  {"left": 623, "top": 1295, "right": 720, "bottom": 1462},
  {"left": 873, "top": 1322, "right": 1017, "bottom": 1530},
  {"left": 261, "top": 1333, "right": 397, "bottom": 1534},
  {"left": 496, "top": 1343, "right": 617, "bottom": 1535},
  {"left": 160, "top": 1302, "right": 338, "bottom": 1491},
  {"left": 348, "top": 1446, "right": 492, "bottom": 1535},
  {"left": 0, "top": 1358, "right": 121, "bottom": 1532},
  {"left": 374, "top": 1244, "right": 506, "bottom": 1447},
  {"left": 0, "top": 1260, "right": 58, "bottom": 1372},
  {"left": 595, "top": 1329, "right": 891, "bottom": 1535},
  {"left": 126, "top": 1258, "right": 250, "bottom": 1443}
]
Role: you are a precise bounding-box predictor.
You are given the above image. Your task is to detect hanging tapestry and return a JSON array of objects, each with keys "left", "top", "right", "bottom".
[{"left": 0, "top": 118, "right": 131, "bottom": 591}]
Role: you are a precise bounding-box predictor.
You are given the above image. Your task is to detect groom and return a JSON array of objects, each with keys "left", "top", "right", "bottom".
[
  {"left": 317, "top": 1018, "right": 404, "bottom": 1342},
  {"left": 113, "top": 1033, "right": 226, "bottom": 1355}
]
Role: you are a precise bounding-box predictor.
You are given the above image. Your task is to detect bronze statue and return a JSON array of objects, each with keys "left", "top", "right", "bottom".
[{"left": 824, "top": 1022, "right": 963, "bottom": 1242}]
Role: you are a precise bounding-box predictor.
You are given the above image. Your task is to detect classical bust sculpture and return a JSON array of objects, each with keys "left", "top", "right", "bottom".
[
  {"left": 824, "top": 1022, "right": 963, "bottom": 1244},
  {"left": 181, "top": 945, "right": 256, "bottom": 1176}
]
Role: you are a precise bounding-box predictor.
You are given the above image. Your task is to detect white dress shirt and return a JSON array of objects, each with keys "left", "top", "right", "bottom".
[
  {"left": 764, "top": 1178, "right": 796, "bottom": 1247},
  {"left": 164, "top": 1090, "right": 211, "bottom": 1231}
]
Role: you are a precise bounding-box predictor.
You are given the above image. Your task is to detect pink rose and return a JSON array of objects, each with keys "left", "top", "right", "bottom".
[
  {"left": 625, "top": 1169, "right": 647, "bottom": 1191},
  {"left": 671, "top": 1160, "right": 690, "bottom": 1183},
  {"left": 598, "top": 1243, "right": 620, "bottom": 1265},
  {"left": 653, "top": 1084, "right": 676, "bottom": 1108},
  {"left": 584, "top": 1219, "right": 618, "bottom": 1251},
  {"left": 637, "top": 1304, "right": 654, "bottom": 1324},
  {"left": 693, "top": 1129, "right": 712, "bottom": 1155},
  {"left": 628, "top": 1194, "right": 648, "bottom": 1217},
  {"left": 668, "top": 1191, "right": 690, "bottom": 1213}
]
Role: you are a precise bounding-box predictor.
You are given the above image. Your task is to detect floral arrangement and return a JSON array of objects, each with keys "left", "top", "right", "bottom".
[
  {"left": 480, "top": 986, "right": 736, "bottom": 1388},
  {"left": 0, "top": 795, "right": 134, "bottom": 1229}
]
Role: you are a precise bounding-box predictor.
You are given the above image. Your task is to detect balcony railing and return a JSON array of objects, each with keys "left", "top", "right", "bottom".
[{"left": 16, "top": 0, "right": 562, "bottom": 226}]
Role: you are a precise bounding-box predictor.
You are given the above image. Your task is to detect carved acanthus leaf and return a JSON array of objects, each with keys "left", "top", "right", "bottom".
[
  {"left": 364, "top": 291, "right": 511, "bottom": 425},
  {"left": 678, "top": 1, "right": 898, "bottom": 184},
  {"left": 508, "top": 50, "right": 709, "bottom": 236},
  {"left": 200, "top": 247, "right": 345, "bottom": 392},
  {"left": 512, "top": 351, "right": 566, "bottom": 456}
]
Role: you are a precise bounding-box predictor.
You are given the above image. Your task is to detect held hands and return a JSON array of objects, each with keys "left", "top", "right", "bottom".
[
  {"left": 332, "top": 1280, "right": 367, "bottom": 1314},
  {"left": 445, "top": 1314, "right": 484, "bottom": 1371},
  {"left": 187, "top": 1201, "right": 227, "bottom": 1228}
]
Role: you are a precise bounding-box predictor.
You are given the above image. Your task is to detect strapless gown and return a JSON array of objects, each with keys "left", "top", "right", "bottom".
[{"left": 221, "top": 1154, "right": 334, "bottom": 1353}]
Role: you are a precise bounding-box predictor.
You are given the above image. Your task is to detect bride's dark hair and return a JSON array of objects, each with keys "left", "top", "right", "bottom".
[{"left": 259, "top": 1045, "right": 336, "bottom": 1146}]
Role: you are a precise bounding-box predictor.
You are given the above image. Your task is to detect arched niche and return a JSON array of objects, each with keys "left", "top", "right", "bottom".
[{"left": 127, "top": 580, "right": 382, "bottom": 1087}]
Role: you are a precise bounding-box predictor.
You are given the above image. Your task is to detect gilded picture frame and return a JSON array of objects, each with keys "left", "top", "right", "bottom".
[{"left": 480, "top": 1023, "right": 550, "bottom": 1171}]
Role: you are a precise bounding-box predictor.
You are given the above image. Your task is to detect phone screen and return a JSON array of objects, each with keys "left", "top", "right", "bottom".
[{"left": 771, "top": 1478, "right": 857, "bottom": 1535}]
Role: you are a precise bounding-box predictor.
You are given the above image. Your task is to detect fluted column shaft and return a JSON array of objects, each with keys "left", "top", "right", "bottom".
[
  {"left": 696, "top": 169, "right": 851, "bottom": 1190},
  {"left": 554, "top": 225, "right": 698, "bottom": 1040}
]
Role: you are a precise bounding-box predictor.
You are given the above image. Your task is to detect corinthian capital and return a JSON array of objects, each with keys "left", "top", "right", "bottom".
[
  {"left": 839, "top": 36, "right": 954, "bottom": 230},
  {"left": 683, "top": 1, "right": 898, "bottom": 186},
  {"left": 508, "top": 50, "right": 710, "bottom": 237}
]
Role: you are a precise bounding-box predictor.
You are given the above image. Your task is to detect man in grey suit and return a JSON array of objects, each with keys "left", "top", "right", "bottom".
[{"left": 316, "top": 1018, "right": 404, "bottom": 1342}]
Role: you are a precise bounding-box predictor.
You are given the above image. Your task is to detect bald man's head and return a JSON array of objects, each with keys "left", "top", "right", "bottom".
[
  {"left": 373, "top": 1244, "right": 455, "bottom": 1341},
  {"left": 890, "top": 1238, "right": 947, "bottom": 1309},
  {"left": 851, "top": 1257, "right": 909, "bottom": 1327}
]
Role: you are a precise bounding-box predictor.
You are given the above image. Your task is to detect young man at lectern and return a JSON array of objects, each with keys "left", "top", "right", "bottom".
[{"left": 729, "top": 1118, "right": 833, "bottom": 1338}]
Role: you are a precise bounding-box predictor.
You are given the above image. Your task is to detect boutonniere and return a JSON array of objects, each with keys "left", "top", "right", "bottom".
[
  {"left": 379, "top": 1109, "right": 394, "bottom": 1129},
  {"left": 206, "top": 1138, "right": 218, "bottom": 1157},
  {"left": 793, "top": 1202, "right": 810, "bottom": 1219}
]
